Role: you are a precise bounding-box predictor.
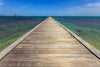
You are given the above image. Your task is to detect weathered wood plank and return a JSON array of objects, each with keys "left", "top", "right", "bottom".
[{"left": 0, "top": 17, "right": 100, "bottom": 67}]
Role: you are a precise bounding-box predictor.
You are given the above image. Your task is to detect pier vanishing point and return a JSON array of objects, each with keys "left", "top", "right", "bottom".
[{"left": 0, "top": 17, "right": 100, "bottom": 67}]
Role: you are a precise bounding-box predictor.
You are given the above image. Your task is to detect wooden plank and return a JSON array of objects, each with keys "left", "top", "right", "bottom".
[
  {"left": 0, "top": 20, "right": 43, "bottom": 60},
  {"left": 0, "top": 17, "right": 100, "bottom": 67},
  {"left": 56, "top": 17, "right": 100, "bottom": 59}
]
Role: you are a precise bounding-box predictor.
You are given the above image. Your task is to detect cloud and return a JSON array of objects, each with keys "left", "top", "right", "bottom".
[
  {"left": 0, "top": 9, "right": 22, "bottom": 16},
  {"left": 85, "top": 2, "right": 100, "bottom": 7},
  {"left": 22, "top": 5, "right": 31, "bottom": 8},
  {"left": 59, "top": 2, "right": 100, "bottom": 16},
  {"left": 0, "top": 2, "right": 4, "bottom": 5}
]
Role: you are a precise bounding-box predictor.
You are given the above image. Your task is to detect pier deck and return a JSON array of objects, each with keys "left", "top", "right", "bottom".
[{"left": 0, "top": 17, "right": 100, "bottom": 67}]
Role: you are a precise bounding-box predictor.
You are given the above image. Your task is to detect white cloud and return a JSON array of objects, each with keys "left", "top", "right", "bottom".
[
  {"left": 0, "top": 9, "right": 22, "bottom": 16},
  {"left": 58, "top": 2, "right": 100, "bottom": 16},
  {"left": 0, "top": 2, "right": 4, "bottom": 5},
  {"left": 85, "top": 3, "right": 100, "bottom": 7},
  {"left": 22, "top": 5, "right": 31, "bottom": 8}
]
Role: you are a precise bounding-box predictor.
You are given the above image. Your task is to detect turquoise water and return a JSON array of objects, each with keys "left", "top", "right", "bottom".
[
  {"left": 0, "top": 16, "right": 100, "bottom": 51},
  {"left": 0, "top": 16, "right": 47, "bottom": 51},
  {"left": 54, "top": 17, "right": 100, "bottom": 50}
]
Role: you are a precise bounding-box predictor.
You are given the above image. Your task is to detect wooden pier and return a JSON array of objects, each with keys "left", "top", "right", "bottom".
[{"left": 0, "top": 17, "right": 100, "bottom": 67}]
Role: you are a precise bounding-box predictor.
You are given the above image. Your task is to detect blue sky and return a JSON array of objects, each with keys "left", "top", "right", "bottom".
[{"left": 0, "top": 0, "right": 100, "bottom": 16}]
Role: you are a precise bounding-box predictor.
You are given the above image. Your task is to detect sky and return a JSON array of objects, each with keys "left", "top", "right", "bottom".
[{"left": 0, "top": 0, "right": 100, "bottom": 16}]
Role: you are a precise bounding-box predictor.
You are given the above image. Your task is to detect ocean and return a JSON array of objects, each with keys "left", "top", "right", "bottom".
[
  {"left": 53, "top": 16, "right": 100, "bottom": 50},
  {"left": 0, "top": 16, "right": 47, "bottom": 51},
  {"left": 0, "top": 16, "right": 100, "bottom": 51}
]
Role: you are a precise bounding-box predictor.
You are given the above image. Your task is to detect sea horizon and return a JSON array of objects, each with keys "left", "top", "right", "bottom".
[{"left": 0, "top": 16, "right": 100, "bottom": 51}]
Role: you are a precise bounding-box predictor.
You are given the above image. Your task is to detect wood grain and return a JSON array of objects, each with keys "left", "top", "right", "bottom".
[{"left": 0, "top": 17, "right": 100, "bottom": 67}]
